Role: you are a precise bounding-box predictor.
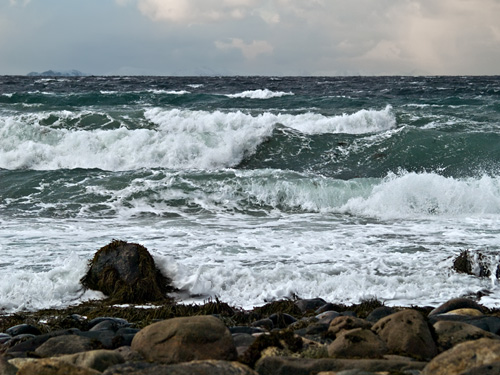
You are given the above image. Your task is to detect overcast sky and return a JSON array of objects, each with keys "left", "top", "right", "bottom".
[{"left": 1, "top": 0, "right": 500, "bottom": 75}]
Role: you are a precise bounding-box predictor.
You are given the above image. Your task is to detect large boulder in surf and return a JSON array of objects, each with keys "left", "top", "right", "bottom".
[
  {"left": 452, "top": 250, "right": 500, "bottom": 278},
  {"left": 80, "top": 240, "right": 173, "bottom": 303}
]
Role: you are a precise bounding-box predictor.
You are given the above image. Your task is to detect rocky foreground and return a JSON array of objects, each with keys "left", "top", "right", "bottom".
[{"left": 2, "top": 296, "right": 500, "bottom": 375}]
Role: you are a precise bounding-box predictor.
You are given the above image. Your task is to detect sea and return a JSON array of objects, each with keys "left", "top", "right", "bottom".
[{"left": 1, "top": 75, "right": 500, "bottom": 313}]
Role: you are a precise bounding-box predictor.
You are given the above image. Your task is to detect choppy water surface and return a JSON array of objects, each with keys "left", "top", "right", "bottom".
[{"left": 1, "top": 75, "right": 500, "bottom": 312}]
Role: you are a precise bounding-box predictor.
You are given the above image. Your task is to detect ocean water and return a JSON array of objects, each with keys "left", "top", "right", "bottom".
[{"left": 1, "top": 75, "right": 500, "bottom": 313}]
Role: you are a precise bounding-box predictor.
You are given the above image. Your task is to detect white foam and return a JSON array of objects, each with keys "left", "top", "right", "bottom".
[
  {"left": 226, "top": 89, "right": 294, "bottom": 99},
  {"left": 148, "top": 89, "right": 191, "bottom": 95},
  {"left": 0, "top": 107, "right": 394, "bottom": 171}
]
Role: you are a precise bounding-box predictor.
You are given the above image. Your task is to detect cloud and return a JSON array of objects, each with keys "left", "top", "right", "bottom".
[
  {"left": 215, "top": 38, "right": 273, "bottom": 59},
  {"left": 9, "top": 0, "right": 31, "bottom": 6}
]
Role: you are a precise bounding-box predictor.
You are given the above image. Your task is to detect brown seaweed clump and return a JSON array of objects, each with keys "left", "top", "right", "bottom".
[{"left": 80, "top": 240, "right": 175, "bottom": 304}]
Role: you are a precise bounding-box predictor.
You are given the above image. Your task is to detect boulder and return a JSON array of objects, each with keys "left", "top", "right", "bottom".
[
  {"left": 0, "top": 356, "right": 17, "bottom": 375},
  {"left": 422, "top": 338, "right": 500, "bottom": 375},
  {"left": 131, "top": 315, "right": 237, "bottom": 364},
  {"left": 35, "top": 335, "right": 100, "bottom": 357},
  {"left": 371, "top": 309, "right": 437, "bottom": 360},
  {"left": 327, "top": 328, "right": 388, "bottom": 358},
  {"left": 429, "top": 315, "right": 500, "bottom": 335},
  {"left": 255, "top": 356, "right": 427, "bottom": 375},
  {"left": 452, "top": 250, "right": 500, "bottom": 278},
  {"left": 80, "top": 240, "right": 173, "bottom": 303},
  {"left": 327, "top": 316, "right": 372, "bottom": 338},
  {"left": 295, "top": 298, "right": 328, "bottom": 313},
  {"left": 365, "top": 306, "right": 395, "bottom": 323},
  {"left": 433, "top": 320, "right": 500, "bottom": 352},
  {"left": 428, "top": 297, "right": 485, "bottom": 316}
]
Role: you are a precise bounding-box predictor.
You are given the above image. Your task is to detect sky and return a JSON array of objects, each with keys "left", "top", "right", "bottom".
[{"left": 1, "top": 0, "right": 500, "bottom": 76}]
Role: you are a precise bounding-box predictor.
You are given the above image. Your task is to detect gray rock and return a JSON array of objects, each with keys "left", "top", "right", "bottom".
[{"left": 365, "top": 306, "right": 395, "bottom": 323}]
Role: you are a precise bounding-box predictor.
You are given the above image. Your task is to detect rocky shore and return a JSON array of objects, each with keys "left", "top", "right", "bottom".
[
  {"left": 2, "top": 241, "right": 500, "bottom": 374},
  {"left": 2, "top": 296, "right": 500, "bottom": 375}
]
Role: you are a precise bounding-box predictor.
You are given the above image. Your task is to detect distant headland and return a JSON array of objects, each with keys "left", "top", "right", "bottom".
[{"left": 27, "top": 69, "right": 88, "bottom": 77}]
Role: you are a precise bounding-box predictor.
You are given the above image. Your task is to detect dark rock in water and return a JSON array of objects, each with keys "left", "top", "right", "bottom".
[
  {"left": 452, "top": 250, "right": 500, "bottom": 278},
  {"left": 295, "top": 298, "right": 327, "bottom": 313},
  {"left": 428, "top": 297, "right": 485, "bottom": 316},
  {"left": 80, "top": 240, "right": 174, "bottom": 303},
  {"left": 366, "top": 306, "right": 395, "bottom": 322},
  {"left": 6, "top": 324, "right": 41, "bottom": 337}
]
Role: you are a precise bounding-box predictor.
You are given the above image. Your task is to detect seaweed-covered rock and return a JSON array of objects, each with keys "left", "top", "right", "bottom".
[{"left": 80, "top": 240, "right": 173, "bottom": 303}]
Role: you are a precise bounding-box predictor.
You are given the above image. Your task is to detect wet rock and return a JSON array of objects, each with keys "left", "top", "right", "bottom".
[
  {"left": 371, "top": 309, "right": 438, "bottom": 360},
  {"left": 80, "top": 240, "right": 173, "bottom": 303},
  {"left": 365, "top": 306, "right": 395, "bottom": 323},
  {"left": 255, "top": 356, "right": 427, "bottom": 375},
  {"left": 429, "top": 315, "right": 500, "bottom": 335},
  {"left": 6, "top": 324, "right": 41, "bottom": 337},
  {"left": 433, "top": 320, "right": 500, "bottom": 352},
  {"left": 452, "top": 249, "right": 500, "bottom": 278},
  {"left": 422, "top": 338, "right": 500, "bottom": 375},
  {"left": 428, "top": 297, "right": 485, "bottom": 316},
  {"left": 327, "top": 328, "right": 388, "bottom": 359},
  {"left": 131, "top": 315, "right": 237, "bottom": 364},
  {"left": 35, "top": 335, "right": 100, "bottom": 357},
  {"left": 295, "top": 298, "right": 328, "bottom": 313},
  {"left": 327, "top": 316, "right": 372, "bottom": 338}
]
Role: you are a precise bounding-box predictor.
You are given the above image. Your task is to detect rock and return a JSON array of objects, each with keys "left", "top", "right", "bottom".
[
  {"left": 131, "top": 315, "right": 237, "bottom": 364},
  {"left": 35, "top": 335, "right": 100, "bottom": 357},
  {"left": 315, "top": 303, "right": 339, "bottom": 314},
  {"left": 232, "top": 333, "right": 256, "bottom": 356},
  {"left": 87, "top": 317, "right": 129, "bottom": 330},
  {"left": 16, "top": 359, "right": 100, "bottom": 375},
  {"left": 295, "top": 298, "right": 328, "bottom": 313},
  {"left": 327, "top": 316, "right": 372, "bottom": 338},
  {"left": 371, "top": 309, "right": 438, "bottom": 360},
  {"left": 422, "top": 338, "right": 500, "bottom": 375},
  {"left": 251, "top": 318, "right": 274, "bottom": 331},
  {"left": 444, "top": 308, "right": 483, "bottom": 316},
  {"left": 6, "top": 324, "right": 41, "bottom": 337},
  {"left": 269, "top": 313, "right": 297, "bottom": 328},
  {"left": 113, "top": 346, "right": 144, "bottom": 362},
  {"left": 433, "top": 320, "right": 500, "bottom": 352},
  {"left": 229, "top": 326, "right": 266, "bottom": 335},
  {"left": 0, "top": 356, "right": 17, "bottom": 375},
  {"left": 103, "top": 360, "right": 258, "bottom": 375},
  {"left": 80, "top": 240, "right": 173, "bottom": 303},
  {"left": 255, "top": 356, "right": 427, "bottom": 375},
  {"left": 327, "top": 328, "right": 388, "bottom": 359},
  {"left": 429, "top": 315, "right": 500, "bottom": 335},
  {"left": 428, "top": 297, "right": 485, "bottom": 316},
  {"left": 316, "top": 311, "right": 341, "bottom": 325},
  {"left": 460, "top": 362, "right": 500, "bottom": 375},
  {"left": 89, "top": 319, "right": 129, "bottom": 332},
  {"left": 365, "top": 306, "right": 395, "bottom": 323},
  {"left": 55, "top": 350, "right": 125, "bottom": 372},
  {"left": 305, "top": 322, "right": 330, "bottom": 335},
  {"left": 0, "top": 333, "right": 11, "bottom": 344},
  {"left": 452, "top": 249, "right": 500, "bottom": 278},
  {"left": 5, "top": 329, "right": 79, "bottom": 356}
]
